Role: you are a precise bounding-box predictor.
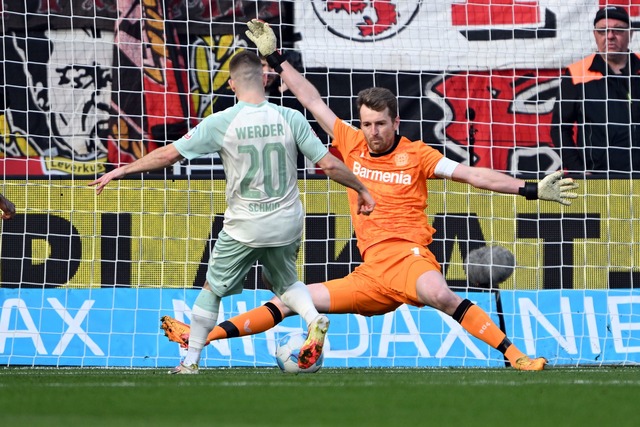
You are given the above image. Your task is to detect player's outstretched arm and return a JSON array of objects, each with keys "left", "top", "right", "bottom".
[
  {"left": 451, "top": 165, "right": 579, "bottom": 206},
  {"left": 89, "top": 145, "right": 184, "bottom": 195},
  {"left": 246, "top": 19, "right": 338, "bottom": 137},
  {"left": 316, "top": 152, "right": 375, "bottom": 215},
  {"left": 0, "top": 193, "right": 16, "bottom": 220}
]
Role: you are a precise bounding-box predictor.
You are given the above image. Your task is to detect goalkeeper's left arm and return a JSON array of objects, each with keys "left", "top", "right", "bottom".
[
  {"left": 450, "top": 164, "right": 579, "bottom": 206},
  {"left": 245, "top": 19, "right": 338, "bottom": 138}
]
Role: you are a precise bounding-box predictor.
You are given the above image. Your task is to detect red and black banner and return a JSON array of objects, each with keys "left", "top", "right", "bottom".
[
  {"left": 305, "top": 69, "right": 561, "bottom": 176},
  {"left": 0, "top": 0, "right": 289, "bottom": 173}
]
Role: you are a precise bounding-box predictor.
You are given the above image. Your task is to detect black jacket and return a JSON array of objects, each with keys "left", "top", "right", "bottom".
[{"left": 551, "top": 52, "right": 640, "bottom": 175}]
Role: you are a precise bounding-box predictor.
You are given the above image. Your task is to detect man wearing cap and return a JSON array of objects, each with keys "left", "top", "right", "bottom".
[{"left": 551, "top": 6, "right": 640, "bottom": 176}]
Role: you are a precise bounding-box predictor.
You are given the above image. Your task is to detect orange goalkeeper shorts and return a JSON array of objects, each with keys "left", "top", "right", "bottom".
[{"left": 324, "top": 240, "right": 441, "bottom": 317}]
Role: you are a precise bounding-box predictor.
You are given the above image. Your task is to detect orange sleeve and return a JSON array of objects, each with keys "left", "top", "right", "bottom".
[
  {"left": 419, "top": 141, "right": 445, "bottom": 178},
  {"left": 332, "top": 119, "right": 361, "bottom": 158}
]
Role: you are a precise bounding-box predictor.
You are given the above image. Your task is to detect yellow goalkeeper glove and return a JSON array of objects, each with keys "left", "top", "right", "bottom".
[
  {"left": 519, "top": 171, "right": 579, "bottom": 206},
  {"left": 246, "top": 19, "right": 277, "bottom": 56},
  {"left": 246, "top": 19, "right": 284, "bottom": 72}
]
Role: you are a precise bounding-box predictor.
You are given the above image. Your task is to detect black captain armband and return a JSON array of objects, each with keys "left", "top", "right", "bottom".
[
  {"left": 266, "top": 51, "right": 285, "bottom": 73},
  {"left": 518, "top": 182, "right": 538, "bottom": 200}
]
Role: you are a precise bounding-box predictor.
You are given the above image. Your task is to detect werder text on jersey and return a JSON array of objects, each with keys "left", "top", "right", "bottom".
[{"left": 235, "top": 123, "right": 285, "bottom": 139}]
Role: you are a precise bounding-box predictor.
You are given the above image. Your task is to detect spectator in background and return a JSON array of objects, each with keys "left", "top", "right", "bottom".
[
  {"left": 261, "top": 57, "right": 289, "bottom": 100},
  {"left": 0, "top": 193, "right": 16, "bottom": 220},
  {"left": 551, "top": 6, "right": 640, "bottom": 175}
]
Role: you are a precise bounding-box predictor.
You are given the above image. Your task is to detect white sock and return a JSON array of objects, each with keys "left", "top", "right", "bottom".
[
  {"left": 278, "top": 281, "right": 319, "bottom": 326},
  {"left": 183, "top": 289, "right": 219, "bottom": 366}
]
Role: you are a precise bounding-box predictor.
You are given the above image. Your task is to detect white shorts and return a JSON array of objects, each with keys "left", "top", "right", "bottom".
[{"left": 206, "top": 229, "right": 301, "bottom": 297}]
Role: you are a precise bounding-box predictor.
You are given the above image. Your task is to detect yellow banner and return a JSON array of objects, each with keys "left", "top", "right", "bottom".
[{"left": 1, "top": 179, "right": 636, "bottom": 289}]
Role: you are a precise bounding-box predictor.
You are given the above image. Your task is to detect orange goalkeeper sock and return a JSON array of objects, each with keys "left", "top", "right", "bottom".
[
  {"left": 206, "top": 302, "right": 283, "bottom": 342},
  {"left": 452, "top": 299, "right": 526, "bottom": 364}
]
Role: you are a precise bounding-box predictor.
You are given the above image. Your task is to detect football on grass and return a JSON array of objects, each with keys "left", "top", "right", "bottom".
[{"left": 275, "top": 331, "right": 324, "bottom": 374}]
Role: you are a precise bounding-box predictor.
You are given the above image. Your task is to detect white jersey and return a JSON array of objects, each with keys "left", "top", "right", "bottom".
[{"left": 173, "top": 101, "right": 328, "bottom": 247}]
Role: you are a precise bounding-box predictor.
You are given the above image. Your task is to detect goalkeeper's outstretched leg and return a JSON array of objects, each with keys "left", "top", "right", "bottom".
[{"left": 161, "top": 277, "right": 547, "bottom": 371}]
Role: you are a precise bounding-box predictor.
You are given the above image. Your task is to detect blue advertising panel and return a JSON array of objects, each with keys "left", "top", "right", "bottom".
[
  {"left": 499, "top": 289, "right": 640, "bottom": 366},
  {"left": 1, "top": 288, "right": 638, "bottom": 367},
  {"left": 0, "top": 288, "right": 500, "bottom": 367}
]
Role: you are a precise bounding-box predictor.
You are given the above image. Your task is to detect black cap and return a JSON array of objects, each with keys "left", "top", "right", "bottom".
[{"left": 594, "top": 6, "right": 630, "bottom": 26}]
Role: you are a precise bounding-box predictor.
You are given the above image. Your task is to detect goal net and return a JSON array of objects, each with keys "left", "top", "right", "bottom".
[{"left": 0, "top": 1, "right": 639, "bottom": 368}]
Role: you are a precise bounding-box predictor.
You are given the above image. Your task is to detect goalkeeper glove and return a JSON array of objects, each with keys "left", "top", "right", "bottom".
[
  {"left": 519, "top": 171, "right": 579, "bottom": 206},
  {"left": 246, "top": 19, "right": 284, "bottom": 72}
]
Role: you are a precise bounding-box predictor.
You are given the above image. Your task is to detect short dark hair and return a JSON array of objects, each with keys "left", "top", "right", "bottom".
[
  {"left": 229, "top": 50, "right": 263, "bottom": 79},
  {"left": 356, "top": 87, "right": 398, "bottom": 120}
]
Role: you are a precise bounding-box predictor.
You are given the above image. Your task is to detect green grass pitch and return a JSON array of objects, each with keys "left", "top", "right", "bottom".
[{"left": 1, "top": 366, "right": 638, "bottom": 427}]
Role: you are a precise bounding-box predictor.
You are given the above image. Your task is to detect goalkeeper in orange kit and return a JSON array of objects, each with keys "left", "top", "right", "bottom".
[{"left": 162, "top": 20, "right": 580, "bottom": 370}]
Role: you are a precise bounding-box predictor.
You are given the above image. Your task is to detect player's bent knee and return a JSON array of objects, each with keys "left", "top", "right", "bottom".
[{"left": 416, "top": 278, "right": 462, "bottom": 315}]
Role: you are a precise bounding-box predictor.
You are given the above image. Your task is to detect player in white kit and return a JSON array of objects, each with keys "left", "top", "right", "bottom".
[{"left": 89, "top": 50, "right": 375, "bottom": 373}]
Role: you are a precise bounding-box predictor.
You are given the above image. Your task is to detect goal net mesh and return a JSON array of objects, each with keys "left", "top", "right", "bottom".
[{"left": 0, "top": 1, "right": 638, "bottom": 368}]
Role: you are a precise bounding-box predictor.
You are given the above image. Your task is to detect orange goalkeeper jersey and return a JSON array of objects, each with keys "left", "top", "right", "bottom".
[{"left": 332, "top": 119, "right": 444, "bottom": 258}]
